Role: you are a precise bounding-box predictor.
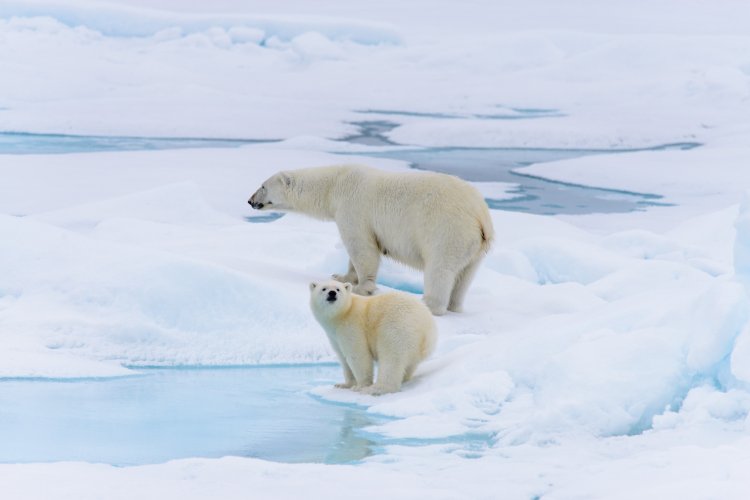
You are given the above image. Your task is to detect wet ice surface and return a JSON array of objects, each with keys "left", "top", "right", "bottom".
[
  {"left": 0, "top": 132, "right": 278, "bottom": 154},
  {"left": 0, "top": 114, "right": 699, "bottom": 216},
  {"left": 373, "top": 145, "right": 693, "bottom": 215},
  {"left": 244, "top": 212, "right": 286, "bottom": 223},
  {"left": 0, "top": 366, "right": 386, "bottom": 466},
  {"left": 343, "top": 118, "right": 699, "bottom": 215},
  {"left": 354, "top": 106, "right": 566, "bottom": 121}
]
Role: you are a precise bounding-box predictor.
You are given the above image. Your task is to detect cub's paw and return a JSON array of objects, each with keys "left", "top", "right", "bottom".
[
  {"left": 334, "top": 382, "right": 355, "bottom": 389},
  {"left": 359, "top": 385, "right": 398, "bottom": 396}
]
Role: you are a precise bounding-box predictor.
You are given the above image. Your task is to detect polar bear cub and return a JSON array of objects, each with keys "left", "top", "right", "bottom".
[
  {"left": 249, "top": 164, "right": 494, "bottom": 316},
  {"left": 309, "top": 279, "right": 437, "bottom": 395}
]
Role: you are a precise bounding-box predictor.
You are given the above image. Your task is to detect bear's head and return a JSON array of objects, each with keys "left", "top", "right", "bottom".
[
  {"left": 309, "top": 279, "right": 353, "bottom": 317},
  {"left": 248, "top": 172, "right": 293, "bottom": 210}
]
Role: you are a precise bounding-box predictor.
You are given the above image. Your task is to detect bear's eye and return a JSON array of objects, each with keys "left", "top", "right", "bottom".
[
  {"left": 336, "top": 288, "right": 340, "bottom": 292},
  {"left": 322, "top": 288, "right": 327, "bottom": 292}
]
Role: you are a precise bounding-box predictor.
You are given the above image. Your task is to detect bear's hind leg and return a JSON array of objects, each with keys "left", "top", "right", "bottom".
[
  {"left": 423, "top": 263, "right": 458, "bottom": 316},
  {"left": 448, "top": 257, "right": 482, "bottom": 313}
]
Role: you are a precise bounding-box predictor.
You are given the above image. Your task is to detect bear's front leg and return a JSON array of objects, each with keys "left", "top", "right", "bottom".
[
  {"left": 332, "top": 260, "right": 359, "bottom": 285},
  {"left": 353, "top": 281, "right": 377, "bottom": 296},
  {"left": 349, "top": 245, "right": 380, "bottom": 296},
  {"left": 338, "top": 226, "right": 381, "bottom": 296}
]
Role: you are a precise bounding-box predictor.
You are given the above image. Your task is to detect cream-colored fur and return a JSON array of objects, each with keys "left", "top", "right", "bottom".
[
  {"left": 309, "top": 279, "right": 437, "bottom": 395},
  {"left": 249, "top": 164, "right": 494, "bottom": 315}
]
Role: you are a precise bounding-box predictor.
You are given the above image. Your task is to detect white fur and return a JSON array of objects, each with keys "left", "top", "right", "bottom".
[
  {"left": 249, "top": 164, "right": 494, "bottom": 315},
  {"left": 309, "top": 279, "right": 437, "bottom": 395}
]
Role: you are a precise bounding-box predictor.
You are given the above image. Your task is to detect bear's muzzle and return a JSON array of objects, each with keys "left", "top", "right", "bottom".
[{"left": 248, "top": 194, "right": 264, "bottom": 209}]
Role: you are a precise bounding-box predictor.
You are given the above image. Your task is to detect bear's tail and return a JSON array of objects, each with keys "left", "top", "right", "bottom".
[{"left": 478, "top": 209, "right": 495, "bottom": 254}]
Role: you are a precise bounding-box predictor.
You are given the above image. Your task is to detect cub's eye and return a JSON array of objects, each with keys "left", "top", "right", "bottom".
[
  {"left": 336, "top": 288, "right": 340, "bottom": 292},
  {"left": 322, "top": 288, "right": 327, "bottom": 292}
]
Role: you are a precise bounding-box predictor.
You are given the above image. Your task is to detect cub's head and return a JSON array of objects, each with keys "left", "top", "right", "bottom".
[
  {"left": 248, "top": 171, "right": 293, "bottom": 210},
  {"left": 309, "top": 280, "right": 352, "bottom": 317}
]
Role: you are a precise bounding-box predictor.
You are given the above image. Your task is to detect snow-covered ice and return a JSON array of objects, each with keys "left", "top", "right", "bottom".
[{"left": 3, "top": 0, "right": 750, "bottom": 498}]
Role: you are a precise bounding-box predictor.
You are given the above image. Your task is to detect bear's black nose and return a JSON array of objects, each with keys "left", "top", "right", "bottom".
[{"left": 327, "top": 290, "right": 337, "bottom": 302}]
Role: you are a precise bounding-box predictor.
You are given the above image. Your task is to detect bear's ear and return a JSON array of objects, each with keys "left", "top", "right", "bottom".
[
  {"left": 344, "top": 282, "right": 352, "bottom": 292},
  {"left": 280, "top": 172, "right": 293, "bottom": 188},
  {"left": 309, "top": 282, "right": 317, "bottom": 291}
]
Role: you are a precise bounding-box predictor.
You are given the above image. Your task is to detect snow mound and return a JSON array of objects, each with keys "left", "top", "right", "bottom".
[
  {"left": 0, "top": 214, "right": 330, "bottom": 375},
  {"left": 303, "top": 202, "right": 750, "bottom": 445},
  {"left": 33, "top": 181, "right": 238, "bottom": 231},
  {"left": 0, "top": 1, "right": 400, "bottom": 45}
]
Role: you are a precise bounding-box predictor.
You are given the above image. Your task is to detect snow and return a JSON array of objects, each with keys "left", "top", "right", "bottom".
[
  {"left": 2, "top": 1, "right": 749, "bottom": 148},
  {"left": 3, "top": 0, "right": 750, "bottom": 498}
]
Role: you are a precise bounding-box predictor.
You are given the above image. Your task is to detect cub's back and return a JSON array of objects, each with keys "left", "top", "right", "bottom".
[{"left": 360, "top": 292, "right": 436, "bottom": 342}]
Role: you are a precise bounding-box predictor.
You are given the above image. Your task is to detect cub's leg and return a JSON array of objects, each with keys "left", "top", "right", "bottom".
[
  {"left": 403, "top": 363, "right": 417, "bottom": 383},
  {"left": 327, "top": 342, "right": 357, "bottom": 389},
  {"left": 347, "top": 351, "right": 374, "bottom": 390},
  {"left": 360, "top": 356, "right": 407, "bottom": 395},
  {"left": 335, "top": 360, "right": 356, "bottom": 389}
]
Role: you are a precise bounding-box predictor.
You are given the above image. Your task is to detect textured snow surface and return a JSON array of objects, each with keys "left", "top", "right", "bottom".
[{"left": 3, "top": 0, "right": 750, "bottom": 498}]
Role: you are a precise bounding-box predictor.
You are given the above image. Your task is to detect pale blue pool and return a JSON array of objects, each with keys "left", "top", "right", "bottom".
[{"left": 0, "top": 365, "right": 387, "bottom": 466}]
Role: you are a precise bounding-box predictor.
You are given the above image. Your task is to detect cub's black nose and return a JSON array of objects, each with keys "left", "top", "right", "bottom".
[{"left": 327, "top": 290, "right": 337, "bottom": 301}]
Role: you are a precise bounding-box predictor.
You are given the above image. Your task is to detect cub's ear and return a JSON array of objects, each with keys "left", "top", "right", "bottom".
[
  {"left": 309, "top": 282, "right": 317, "bottom": 291},
  {"left": 280, "top": 172, "right": 293, "bottom": 188},
  {"left": 344, "top": 282, "right": 352, "bottom": 292}
]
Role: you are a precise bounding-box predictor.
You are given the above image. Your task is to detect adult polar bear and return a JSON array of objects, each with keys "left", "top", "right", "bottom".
[{"left": 248, "top": 164, "right": 494, "bottom": 315}]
